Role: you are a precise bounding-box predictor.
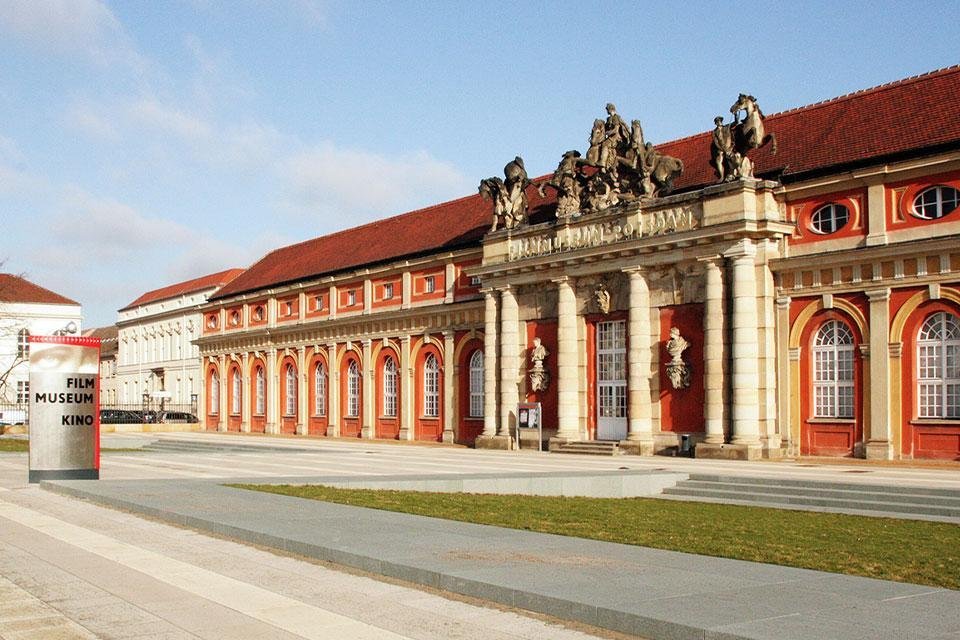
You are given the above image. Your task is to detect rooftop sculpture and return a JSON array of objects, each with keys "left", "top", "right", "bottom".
[{"left": 711, "top": 94, "right": 777, "bottom": 182}]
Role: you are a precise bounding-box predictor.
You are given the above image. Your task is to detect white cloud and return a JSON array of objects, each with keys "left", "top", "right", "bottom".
[
  {"left": 0, "top": 0, "right": 146, "bottom": 71},
  {"left": 64, "top": 100, "right": 120, "bottom": 141},
  {"left": 281, "top": 145, "right": 473, "bottom": 223},
  {"left": 129, "top": 99, "right": 212, "bottom": 141}
]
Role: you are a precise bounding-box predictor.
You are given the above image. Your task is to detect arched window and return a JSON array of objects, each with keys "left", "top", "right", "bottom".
[
  {"left": 383, "top": 356, "right": 397, "bottom": 417},
  {"left": 314, "top": 362, "right": 326, "bottom": 416},
  {"left": 209, "top": 371, "right": 219, "bottom": 414},
  {"left": 812, "top": 320, "right": 855, "bottom": 418},
  {"left": 284, "top": 364, "right": 297, "bottom": 416},
  {"left": 16, "top": 329, "right": 29, "bottom": 358},
  {"left": 423, "top": 354, "right": 439, "bottom": 417},
  {"left": 347, "top": 360, "right": 360, "bottom": 417},
  {"left": 469, "top": 350, "right": 484, "bottom": 418},
  {"left": 255, "top": 367, "right": 265, "bottom": 415},
  {"left": 917, "top": 312, "right": 960, "bottom": 419},
  {"left": 231, "top": 368, "right": 241, "bottom": 414}
]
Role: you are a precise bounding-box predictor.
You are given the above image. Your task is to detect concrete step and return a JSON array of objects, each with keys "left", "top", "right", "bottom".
[
  {"left": 140, "top": 440, "right": 318, "bottom": 455},
  {"left": 672, "top": 479, "right": 960, "bottom": 508},
  {"left": 662, "top": 475, "right": 960, "bottom": 519},
  {"left": 553, "top": 441, "right": 622, "bottom": 456}
]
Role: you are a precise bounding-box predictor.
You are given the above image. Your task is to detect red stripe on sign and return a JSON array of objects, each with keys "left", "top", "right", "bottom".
[{"left": 28, "top": 336, "right": 102, "bottom": 348}]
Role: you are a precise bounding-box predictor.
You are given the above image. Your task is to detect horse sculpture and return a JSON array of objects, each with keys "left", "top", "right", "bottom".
[
  {"left": 479, "top": 156, "right": 531, "bottom": 231},
  {"left": 730, "top": 93, "right": 777, "bottom": 156}
]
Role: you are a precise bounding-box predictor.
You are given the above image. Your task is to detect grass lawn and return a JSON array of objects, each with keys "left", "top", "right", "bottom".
[
  {"left": 232, "top": 484, "right": 960, "bottom": 590},
  {"left": 0, "top": 440, "right": 142, "bottom": 453}
]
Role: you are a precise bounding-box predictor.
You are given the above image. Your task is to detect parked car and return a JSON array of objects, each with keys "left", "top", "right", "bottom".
[
  {"left": 157, "top": 411, "right": 198, "bottom": 424},
  {"left": 99, "top": 409, "right": 142, "bottom": 424}
]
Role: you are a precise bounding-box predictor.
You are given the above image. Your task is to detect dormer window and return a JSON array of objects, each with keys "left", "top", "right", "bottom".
[
  {"left": 424, "top": 276, "right": 435, "bottom": 294},
  {"left": 810, "top": 203, "right": 849, "bottom": 234}
]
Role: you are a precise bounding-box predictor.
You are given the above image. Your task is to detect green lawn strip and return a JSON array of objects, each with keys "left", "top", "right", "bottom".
[
  {"left": 230, "top": 484, "right": 960, "bottom": 590},
  {"left": 0, "top": 440, "right": 142, "bottom": 453}
]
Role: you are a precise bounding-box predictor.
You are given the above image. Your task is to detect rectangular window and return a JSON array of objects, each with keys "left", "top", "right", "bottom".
[
  {"left": 314, "top": 295, "right": 324, "bottom": 311},
  {"left": 424, "top": 276, "right": 435, "bottom": 294},
  {"left": 469, "top": 275, "right": 481, "bottom": 287},
  {"left": 16, "top": 380, "right": 29, "bottom": 404},
  {"left": 347, "top": 290, "right": 356, "bottom": 306},
  {"left": 383, "top": 283, "right": 394, "bottom": 300}
]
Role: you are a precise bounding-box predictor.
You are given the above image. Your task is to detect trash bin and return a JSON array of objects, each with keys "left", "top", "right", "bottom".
[{"left": 680, "top": 434, "right": 691, "bottom": 455}]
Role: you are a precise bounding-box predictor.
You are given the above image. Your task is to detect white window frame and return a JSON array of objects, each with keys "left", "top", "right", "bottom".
[
  {"left": 423, "top": 354, "right": 439, "bottom": 417},
  {"left": 16, "top": 380, "right": 29, "bottom": 404},
  {"left": 383, "top": 283, "right": 394, "bottom": 300},
  {"left": 810, "top": 203, "right": 849, "bottom": 234},
  {"left": 347, "top": 360, "right": 360, "bottom": 417},
  {"left": 917, "top": 312, "right": 960, "bottom": 419},
  {"left": 16, "top": 329, "right": 29, "bottom": 358},
  {"left": 209, "top": 372, "right": 219, "bottom": 415},
  {"left": 314, "top": 296, "right": 324, "bottom": 311},
  {"left": 284, "top": 364, "right": 297, "bottom": 416},
  {"left": 812, "top": 320, "right": 856, "bottom": 419},
  {"left": 231, "top": 368, "right": 241, "bottom": 415},
  {"left": 313, "top": 362, "right": 326, "bottom": 416},
  {"left": 347, "top": 290, "right": 356, "bottom": 306},
  {"left": 255, "top": 367, "right": 265, "bottom": 415},
  {"left": 468, "top": 350, "right": 484, "bottom": 418},
  {"left": 383, "top": 356, "right": 397, "bottom": 417},
  {"left": 913, "top": 185, "right": 960, "bottom": 220},
  {"left": 424, "top": 276, "right": 435, "bottom": 294}
]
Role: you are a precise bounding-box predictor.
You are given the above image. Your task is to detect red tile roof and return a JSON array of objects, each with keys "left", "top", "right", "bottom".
[
  {"left": 214, "top": 66, "right": 960, "bottom": 300},
  {"left": 122, "top": 268, "right": 245, "bottom": 310},
  {"left": 663, "top": 65, "right": 960, "bottom": 190},
  {"left": 0, "top": 273, "right": 78, "bottom": 305}
]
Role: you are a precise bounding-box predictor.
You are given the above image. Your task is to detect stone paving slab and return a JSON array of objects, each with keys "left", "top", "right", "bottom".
[{"left": 42, "top": 476, "right": 960, "bottom": 640}]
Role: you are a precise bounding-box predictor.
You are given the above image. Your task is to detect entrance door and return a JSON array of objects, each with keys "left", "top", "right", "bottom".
[{"left": 596, "top": 320, "right": 627, "bottom": 440}]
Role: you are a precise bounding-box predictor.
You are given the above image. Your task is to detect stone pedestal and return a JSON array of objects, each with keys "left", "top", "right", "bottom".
[
  {"left": 618, "top": 439, "right": 654, "bottom": 456},
  {"left": 695, "top": 442, "right": 763, "bottom": 460},
  {"left": 476, "top": 434, "right": 513, "bottom": 450},
  {"left": 864, "top": 440, "right": 893, "bottom": 460}
]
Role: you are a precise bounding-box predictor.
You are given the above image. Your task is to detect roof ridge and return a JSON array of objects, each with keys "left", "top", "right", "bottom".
[{"left": 767, "top": 64, "right": 960, "bottom": 119}]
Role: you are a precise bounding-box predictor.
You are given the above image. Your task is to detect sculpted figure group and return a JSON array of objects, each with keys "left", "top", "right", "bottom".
[
  {"left": 711, "top": 93, "right": 777, "bottom": 182},
  {"left": 480, "top": 94, "right": 777, "bottom": 230},
  {"left": 538, "top": 103, "right": 684, "bottom": 220}
]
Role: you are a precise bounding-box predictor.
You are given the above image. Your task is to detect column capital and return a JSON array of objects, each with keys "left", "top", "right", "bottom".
[
  {"left": 697, "top": 254, "right": 724, "bottom": 267},
  {"left": 621, "top": 266, "right": 648, "bottom": 277},
  {"left": 551, "top": 276, "right": 573, "bottom": 285},
  {"left": 865, "top": 287, "right": 891, "bottom": 302},
  {"left": 775, "top": 296, "right": 791, "bottom": 309},
  {"left": 723, "top": 238, "right": 757, "bottom": 259}
]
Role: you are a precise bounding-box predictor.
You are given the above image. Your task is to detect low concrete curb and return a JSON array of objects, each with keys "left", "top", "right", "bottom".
[{"left": 42, "top": 476, "right": 960, "bottom": 640}]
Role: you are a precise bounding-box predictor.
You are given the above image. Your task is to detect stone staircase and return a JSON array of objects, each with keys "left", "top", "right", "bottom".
[
  {"left": 552, "top": 441, "right": 623, "bottom": 456},
  {"left": 661, "top": 473, "right": 960, "bottom": 520}
]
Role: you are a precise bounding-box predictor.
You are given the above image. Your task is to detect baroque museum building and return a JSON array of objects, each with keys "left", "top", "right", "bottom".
[{"left": 197, "top": 66, "right": 960, "bottom": 461}]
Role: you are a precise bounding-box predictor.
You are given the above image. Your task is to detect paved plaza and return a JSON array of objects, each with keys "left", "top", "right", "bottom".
[{"left": 1, "top": 433, "right": 959, "bottom": 639}]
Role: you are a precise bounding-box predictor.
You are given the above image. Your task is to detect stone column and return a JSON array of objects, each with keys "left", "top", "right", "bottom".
[
  {"left": 865, "top": 288, "right": 893, "bottom": 459},
  {"left": 326, "top": 344, "right": 339, "bottom": 437},
  {"left": 361, "top": 339, "right": 374, "bottom": 438},
  {"left": 553, "top": 277, "right": 580, "bottom": 444},
  {"left": 399, "top": 336, "right": 413, "bottom": 440},
  {"left": 442, "top": 330, "right": 455, "bottom": 443},
  {"left": 623, "top": 268, "right": 653, "bottom": 454},
  {"left": 775, "top": 296, "right": 791, "bottom": 453},
  {"left": 498, "top": 286, "right": 519, "bottom": 446},
  {"left": 728, "top": 241, "right": 762, "bottom": 456},
  {"left": 217, "top": 354, "right": 228, "bottom": 431},
  {"left": 265, "top": 348, "right": 278, "bottom": 434},
  {"left": 241, "top": 353, "right": 251, "bottom": 433},
  {"left": 477, "top": 290, "right": 499, "bottom": 444},
  {"left": 297, "top": 349, "right": 307, "bottom": 435},
  {"left": 703, "top": 258, "right": 726, "bottom": 444}
]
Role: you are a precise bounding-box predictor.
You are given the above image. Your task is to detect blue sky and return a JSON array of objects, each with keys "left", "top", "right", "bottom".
[{"left": 0, "top": 0, "right": 957, "bottom": 327}]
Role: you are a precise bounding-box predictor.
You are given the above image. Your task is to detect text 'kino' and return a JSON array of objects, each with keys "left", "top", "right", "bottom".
[{"left": 508, "top": 206, "right": 698, "bottom": 261}]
